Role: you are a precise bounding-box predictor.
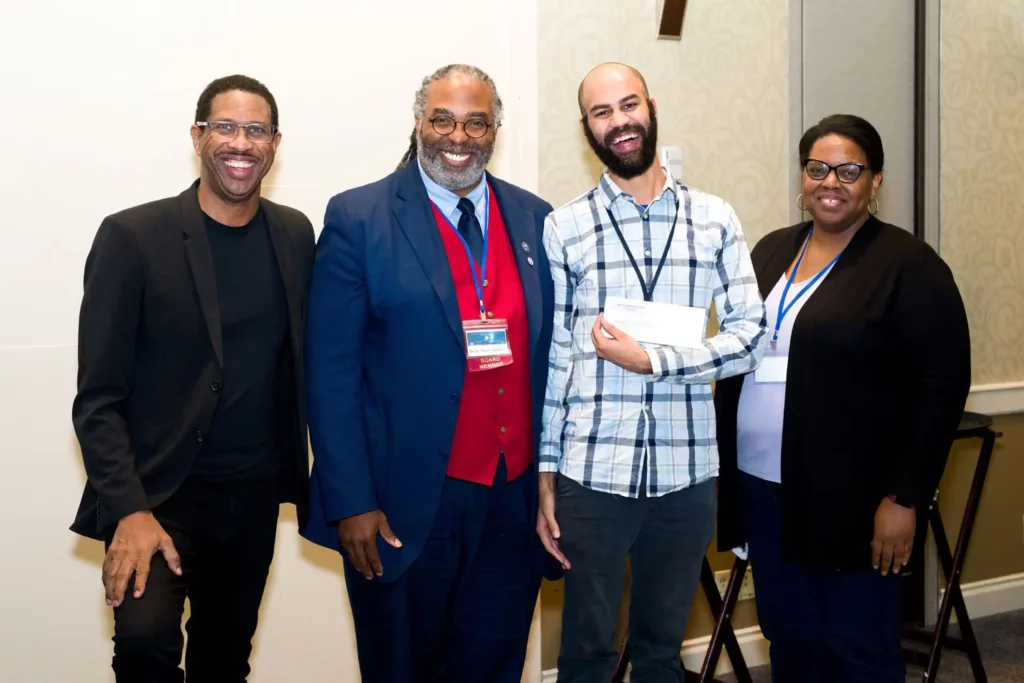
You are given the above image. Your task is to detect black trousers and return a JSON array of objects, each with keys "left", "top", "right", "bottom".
[
  {"left": 345, "top": 457, "right": 541, "bottom": 683},
  {"left": 555, "top": 475, "right": 717, "bottom": 683},
  {"left": 739, "top": 471, "right": 906, "bottom": 683},
  {"left": 106, "top": 476, "right": 280, "bottom": 683}
]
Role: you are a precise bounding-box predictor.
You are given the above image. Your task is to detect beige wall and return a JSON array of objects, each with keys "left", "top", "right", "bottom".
[
  {"left": 939, "top": 0, "right": 1024, "bottom": 384},
  {"left": 538, "top": 0, "right": 791, "bottom": 245},
  {"left": 537, "top": 0, "right": 1024, "bottom": 672}
]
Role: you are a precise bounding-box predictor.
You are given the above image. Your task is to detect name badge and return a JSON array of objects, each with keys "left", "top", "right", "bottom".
[
  {"left": 754, "top": 355, "right": 788, "bottom": 383},
  {"left": 463, "top": 319, "right": 513, "bottom": 372}
]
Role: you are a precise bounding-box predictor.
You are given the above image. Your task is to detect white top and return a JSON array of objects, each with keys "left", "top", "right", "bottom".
[{"left": 735, "top": 266, "right": 830, "bottom": 483}]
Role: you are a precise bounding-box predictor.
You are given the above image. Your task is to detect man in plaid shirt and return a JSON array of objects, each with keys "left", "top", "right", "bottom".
[{"left": 538, "top": 63, "right": 767, "bottom": 682}]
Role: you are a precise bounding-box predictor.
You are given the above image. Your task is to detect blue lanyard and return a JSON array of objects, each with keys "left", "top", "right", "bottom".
[
  {"left": 434, "top": 185, "right": 491, "bottom": 321},
  {"left": 772, "top": 228, "right": 841, "bottom": 348}
]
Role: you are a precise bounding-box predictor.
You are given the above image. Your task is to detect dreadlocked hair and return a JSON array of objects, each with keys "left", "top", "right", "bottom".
[{"left": 396, "top": 126, "right": 419, "bottom": 171}]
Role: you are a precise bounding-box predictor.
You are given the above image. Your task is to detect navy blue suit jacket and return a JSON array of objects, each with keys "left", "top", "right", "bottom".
[{"left": 301, "top": 162, "right": 563, "bottom": 583}]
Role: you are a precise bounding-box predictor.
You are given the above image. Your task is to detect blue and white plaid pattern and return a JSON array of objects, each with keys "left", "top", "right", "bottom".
[{"left": 539, "top": 168, "right": 767, "bottom": 498}]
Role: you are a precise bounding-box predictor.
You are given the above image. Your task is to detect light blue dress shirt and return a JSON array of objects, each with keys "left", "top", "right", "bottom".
[{"left": 417, "top": 159, "right": 488, "bottom": 236}]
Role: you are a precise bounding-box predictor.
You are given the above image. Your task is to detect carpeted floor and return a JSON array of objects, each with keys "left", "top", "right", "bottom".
[{"left": 717, "top": 609, "right": 1024, "bottom": 683}]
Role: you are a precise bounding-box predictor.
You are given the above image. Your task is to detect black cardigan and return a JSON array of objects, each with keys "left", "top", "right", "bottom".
[{"left": 714, "top": 217, "right": 972, "bottom": 570}]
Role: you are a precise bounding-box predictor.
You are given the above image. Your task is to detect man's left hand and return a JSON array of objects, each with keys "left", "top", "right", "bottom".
[
  {"left": 592, "top": 314, "right": 653, "bottom": 375},
  {"left": 871, "top": 497, "right": 916, "bottom": 576}
]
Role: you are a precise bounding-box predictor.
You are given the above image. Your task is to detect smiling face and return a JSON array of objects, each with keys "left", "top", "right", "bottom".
[
  {"left": 416, "top": 74, "right": 496, "bottom": 194},
  {"left": 802, "top": 134, "right": 882, "bottom": 233},
  {"left": 579, "top": 65, "right": 658, "bottom": 180},
  {"left": 190, "top": 89, "right": 279, "bottom": 205}
]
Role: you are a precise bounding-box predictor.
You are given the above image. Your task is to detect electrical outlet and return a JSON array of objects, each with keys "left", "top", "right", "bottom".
[{"left": 714, "top": 566, "right": 756, "bottom": 602}]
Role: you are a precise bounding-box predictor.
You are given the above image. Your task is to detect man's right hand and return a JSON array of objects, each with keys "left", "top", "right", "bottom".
[
  {"left": 338, "top": 510, "right": 402, "bottom": 580},
  {"left": 103, "top": 511, "right": 181, "bottom": 608},
  {"left": 537, "top": 473, "right": 570, "bottom": 570}
]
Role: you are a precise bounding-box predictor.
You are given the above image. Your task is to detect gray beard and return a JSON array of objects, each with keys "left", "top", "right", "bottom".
[{"left": 416, "top": 133, "right": 492, "bottom": 193}]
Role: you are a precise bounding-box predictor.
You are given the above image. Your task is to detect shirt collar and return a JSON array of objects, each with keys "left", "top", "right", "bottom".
[
  {"left": 597, "top": 165, "right": 678, "bottom": 211},
  {"left": 417, "top": 157, "right": 488, "bottom": 223}
]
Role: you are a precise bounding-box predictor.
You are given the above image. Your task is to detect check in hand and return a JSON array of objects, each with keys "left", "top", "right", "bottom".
[
  {"left": 338, "top": 509, "right": 402, "bottom": 580},
  {"left": 592, "top": 313, "right": 653, "bottom": 375},
  {"left": 103, "top": 511, "right": 181, "bottom": 608}
]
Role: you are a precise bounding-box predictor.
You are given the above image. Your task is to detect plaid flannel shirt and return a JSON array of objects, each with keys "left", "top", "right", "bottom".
[{"left": 539, "top": 168, "right": 767, "bottom": 497}]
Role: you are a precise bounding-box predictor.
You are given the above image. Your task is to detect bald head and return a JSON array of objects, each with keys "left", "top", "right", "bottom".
[{"left": 577, "top": 62, "right": 650, "bottom": 118}]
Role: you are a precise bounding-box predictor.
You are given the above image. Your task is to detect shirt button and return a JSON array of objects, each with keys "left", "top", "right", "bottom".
[
  {"left": 498, "top": 388, "right": 504, "bottom": 396},
  {"left": 210, "top": 381, "right": 221, "bottom": 392},
  {"left": 450, "top": 394, "right": 459, "bottom": 403},
  {"left": 500, "top": 426, "right": 507, "bottom": 434},
  {"left": 487, "top": 311, "right": 494, "bottom": 319},
  {"left": 438, "top": 451, "right": 448, "bottom": 460},
  {"left": 483, "top": 279, "right": 489, "bottom": 287},
  {"left": 196, "top": 431, "right": 203, "bottom": 442},
  {"left": 644, "top": 250, "right": 651, "bottom": 256}
]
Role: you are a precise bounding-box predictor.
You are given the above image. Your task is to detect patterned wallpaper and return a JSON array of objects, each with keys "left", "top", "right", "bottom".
[
  {"left": 940, "top": 0, "right": 1024, "bottom": 384},
  {"left": 537, "top": 0, "right": 790, "bottom": 247}
]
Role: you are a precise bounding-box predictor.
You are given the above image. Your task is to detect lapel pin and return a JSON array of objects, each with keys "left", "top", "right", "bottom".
[
  {"left": 522, "top": 242, "right": 530, "bottom": 253},
  {"left": 527, "top": 256, "right": 534, "bottom": 266}
]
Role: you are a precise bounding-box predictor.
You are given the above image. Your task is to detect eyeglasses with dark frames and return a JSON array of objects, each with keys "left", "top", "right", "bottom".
[
  {"left": 803, "top": 159, "right": 867, "bottom": 183},
  {"left": 196, "top": 120, "right": 278, "bottom": 144},
  {"left": 428, "top": 115, "right": 492, "bottom": 139}
]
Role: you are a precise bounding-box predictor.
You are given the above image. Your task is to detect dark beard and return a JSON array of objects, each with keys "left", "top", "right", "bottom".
[{"left": 583, "top": 108, "right": 659, "bottom": 180}]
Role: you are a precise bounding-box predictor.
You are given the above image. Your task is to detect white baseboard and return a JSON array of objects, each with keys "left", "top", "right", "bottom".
[
  {"left": 539, "top": 571, "right": 1024, "bottom": 681},
  {"left": 966, "top": 381, "right": 1024, "bottom": 416},
  {"left": 947, "top": 571, "right": 1024, "bottom": 622}
]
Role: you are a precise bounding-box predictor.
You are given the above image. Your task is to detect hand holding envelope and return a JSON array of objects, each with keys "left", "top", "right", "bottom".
[
  {"left": 601, "top": 297, "right": 707, "bottom": 349},
  {"left": 592, "top": 297, "right": 707, "bottom": 375}
]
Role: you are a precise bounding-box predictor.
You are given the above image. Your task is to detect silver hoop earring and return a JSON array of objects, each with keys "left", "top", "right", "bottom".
[
  {"left": 796, "top": 193, "right": 806, "bottom": 212},
  {"left": 870, "top": 197, "right": 879, "bottom": 215}
]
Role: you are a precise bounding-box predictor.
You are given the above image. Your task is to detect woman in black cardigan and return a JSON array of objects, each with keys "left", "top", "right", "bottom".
[{"left": 713, "top": 114, "right": 971, "bottom": 682}]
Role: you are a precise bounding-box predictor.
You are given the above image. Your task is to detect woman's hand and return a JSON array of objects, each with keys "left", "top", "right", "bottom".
[{"left": 871, "top": 497, "right": 915, "bottom": 576}]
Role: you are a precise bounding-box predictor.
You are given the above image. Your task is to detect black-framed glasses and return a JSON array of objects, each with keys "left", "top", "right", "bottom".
[
  {"left": 804, "top": 159, "right": 866, "bottom": 183},
  {"left": 196, "top": 120, "right": 278, "bottom": 143},
  {"left": 428, "top": 115, "right": 492, "bottom": 139}
]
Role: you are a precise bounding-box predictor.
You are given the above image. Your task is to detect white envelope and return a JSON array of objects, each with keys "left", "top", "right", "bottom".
[{"left": 602, "top": 296, "right": 706, "bottom": 349}]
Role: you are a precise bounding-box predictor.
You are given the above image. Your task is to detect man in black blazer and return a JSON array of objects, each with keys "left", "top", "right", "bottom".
[{"left": 70, "top": 74, "right": 315, "bottom": 682}]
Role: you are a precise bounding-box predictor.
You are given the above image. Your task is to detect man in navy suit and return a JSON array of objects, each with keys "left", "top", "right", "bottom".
[{"left": 301, "top": 64, "right": 559, "bottom": 683}]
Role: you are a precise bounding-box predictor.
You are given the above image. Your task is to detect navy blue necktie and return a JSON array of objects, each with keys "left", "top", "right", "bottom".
[{"left": 456, "top": 197, "right": 484, "bottom": 267}]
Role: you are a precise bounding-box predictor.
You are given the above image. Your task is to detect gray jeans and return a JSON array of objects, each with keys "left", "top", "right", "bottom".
[{"left": 554, "top": 475, "right": 716, "bottom": 683}]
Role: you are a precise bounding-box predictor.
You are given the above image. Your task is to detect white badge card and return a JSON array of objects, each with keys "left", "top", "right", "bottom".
[
  {"left": 463, "top": 319, "right": 513, "bottom": 372},
  {"left": 754, "top": 355, "right": 788, "bottom": 383}
]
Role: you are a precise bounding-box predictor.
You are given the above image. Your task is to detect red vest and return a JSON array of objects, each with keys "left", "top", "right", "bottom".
[{"left": 431, "top": 187, "right": 533, "bottom": 485}]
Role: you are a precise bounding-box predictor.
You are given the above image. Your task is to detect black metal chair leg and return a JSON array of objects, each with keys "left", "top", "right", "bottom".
[
  {"left": 699, "top": 558, "right": 752, "bottom": 683},
  {"left": 923, "top": 429, "right": 995, "bottom": 683}
]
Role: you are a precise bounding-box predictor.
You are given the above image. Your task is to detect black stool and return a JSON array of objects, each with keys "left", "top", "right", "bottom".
[
  {"left": 902, "top": 411, "right": 1001, "bottom": 682},
  {"left": 611, "top": 556, "right": 753, "bottom": 683}
]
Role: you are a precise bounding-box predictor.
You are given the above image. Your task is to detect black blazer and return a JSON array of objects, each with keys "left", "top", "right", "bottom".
[
  {"left": 70, "top": 180, "right": 316, "bottom": 540},
  {"left": 714, "top": 216, "right": 971, "bottom": 570}
]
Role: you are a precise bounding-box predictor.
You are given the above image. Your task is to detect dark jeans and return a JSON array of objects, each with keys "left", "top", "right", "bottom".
[
  {"left": 739, "top": 471, "right": 906, "bottom": 683},
  {"left": 107, "top": 476, "right": 280, "bottom": 683},
  {"left": 345, "top": 456, "right": 541, "bottom": 683},
  {"left": 555, "top": 475, "right": 717, "bottom": 683}
]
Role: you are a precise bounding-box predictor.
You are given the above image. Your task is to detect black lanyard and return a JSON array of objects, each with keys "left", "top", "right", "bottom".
[{"left": 605, "top": 198, "right": 680, "bottom": 302}]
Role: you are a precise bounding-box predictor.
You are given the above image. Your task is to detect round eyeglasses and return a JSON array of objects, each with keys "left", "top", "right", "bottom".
[
  {"left": 428, "top": 115, "right": 492, "bottom": 139},
  {"left": 803, "top": 159, "right": 867, "bottom": 183}
]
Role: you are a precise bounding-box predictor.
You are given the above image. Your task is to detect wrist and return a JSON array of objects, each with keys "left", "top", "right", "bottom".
[{"left": 886, "top": 494, "right": 916, "bottom": 510}]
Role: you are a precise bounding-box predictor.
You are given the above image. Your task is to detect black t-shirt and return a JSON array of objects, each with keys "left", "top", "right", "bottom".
[{"left": 192, "top": 207, "right": 290, "bottom": 481}]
